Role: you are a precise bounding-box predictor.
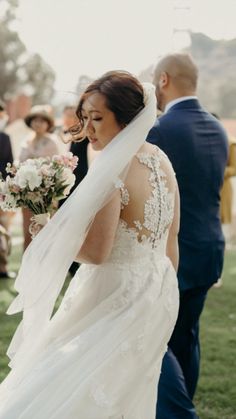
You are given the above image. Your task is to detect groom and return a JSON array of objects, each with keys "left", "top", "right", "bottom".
[{"left": 147, "top": 53, "right": 228, "bottom": 417}]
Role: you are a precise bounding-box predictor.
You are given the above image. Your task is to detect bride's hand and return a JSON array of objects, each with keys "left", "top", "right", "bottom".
[{"left": 29, "top": 213, "right": 50, "bottom": 238}]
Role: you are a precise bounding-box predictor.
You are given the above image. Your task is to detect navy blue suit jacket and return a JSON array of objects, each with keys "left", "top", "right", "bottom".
[
  {"left": 147, "top": 99, "right": 228, "bottom": 290},
  {"left": 70, "top": 138, "right": 89, "bottom": 191},
  {"left": 0, "top": 131, "right": 13, "bottom": 180}
]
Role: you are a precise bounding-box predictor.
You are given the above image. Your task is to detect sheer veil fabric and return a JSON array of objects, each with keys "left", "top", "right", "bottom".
[{"left": 6, "top": 83, "right": 157, "bottom": 368}]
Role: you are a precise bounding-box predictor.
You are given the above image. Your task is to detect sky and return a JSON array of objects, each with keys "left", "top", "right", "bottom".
[{"left": 15, "top": 0, "right": 236, "bottom": 100}]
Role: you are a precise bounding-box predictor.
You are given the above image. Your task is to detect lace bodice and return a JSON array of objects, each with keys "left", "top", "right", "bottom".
[{"left": 111, "top": 148, "right": 175, "bottom": 262}]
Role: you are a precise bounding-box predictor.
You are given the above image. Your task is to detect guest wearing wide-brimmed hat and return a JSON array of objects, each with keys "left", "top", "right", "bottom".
[
  {"left": 24, "top": 105, "right": 54, "bottom": 133},
  {"left": 20, "top": 105, "right": 59, "bottom": 250}
]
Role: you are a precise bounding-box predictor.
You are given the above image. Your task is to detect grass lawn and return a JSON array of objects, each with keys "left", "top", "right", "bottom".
[
  {"left": 0, "top": 226, "right": 236, "bottom": 418},
  {"left": 195, "top": 248, "right": 236, "bottom": 419}
]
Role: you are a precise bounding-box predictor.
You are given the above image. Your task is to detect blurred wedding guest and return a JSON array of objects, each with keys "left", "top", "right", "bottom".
[
  {"left": 0, "top": 100, "right": 16, "bottom": 279},
  {"left": 58, "top": 106, "right": 89, "bottom": 188},
  {"left": 221, "top": 144, "right": 236, "bottom": 241},
  {"left": 57, "top": 106, "right": 78, "bottom": 143},
  {"left": 58, "top": 106, "right": 89, "bottom": 276},
  {"left": 221, "top": 135, "right": 236, "bottom": 237},
  {"left": 0, "top": 100, "right": 13, "bottom": 179},
  {"left": 147, "top": 53, "right": 228, "bottom": 418},
  {"left": 20, "top": 105, "right": 59, "bottom": 250},
  {"left": 211, "top": 113, "right": 236, "bottom": 242}
]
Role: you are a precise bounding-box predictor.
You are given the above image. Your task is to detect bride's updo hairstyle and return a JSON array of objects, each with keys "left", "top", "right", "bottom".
[{"left": 71, "top": 70, "right": 145, "bottom": 140}]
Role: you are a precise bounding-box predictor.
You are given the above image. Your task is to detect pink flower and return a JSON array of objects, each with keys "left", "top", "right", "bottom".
[
  {"left": 9, "top": 184, "right": 21, "bottom": 193},
  {"left": 52, "top": 153, "right": 78, "bottom": 171},
  {"left": 52, "top": 155, "right": 64, "bottom": 165},
  {"left": 40, "top": 164, "right": 54, "bottom": 177}
]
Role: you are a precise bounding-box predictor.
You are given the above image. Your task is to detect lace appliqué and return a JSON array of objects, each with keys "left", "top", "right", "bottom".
[
  {"left": 62, "top": 277, "right": 81, "bottom": 312},
  {"left": 115, "top": 151, "right": 174, "bottom": 248},
  {"left": 115, "top": 178, "right": 129, "bottom": 210},
  {"left": 90, "top": 379, "right": 115, "bottom": 408},
  {"left": 162, "top": 267, "right": 179, "bottom": 319},
  {"left": 111, "top": 272, "right": 148, "bottom": 311},
  {"left": 133, "top": 151, "right": 174, "bottom": 248}
]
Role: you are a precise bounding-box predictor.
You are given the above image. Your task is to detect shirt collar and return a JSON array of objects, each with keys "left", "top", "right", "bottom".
[{"left": 164, "top": 96, "right": 198, "bottom": 114}]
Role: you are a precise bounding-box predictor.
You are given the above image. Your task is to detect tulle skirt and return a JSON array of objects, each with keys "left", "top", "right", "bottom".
[{"left": 0, "top": 255, "right": 179, "bottom": 419}]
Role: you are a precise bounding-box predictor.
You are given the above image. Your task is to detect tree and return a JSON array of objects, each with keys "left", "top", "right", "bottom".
[
  {"left": 0, "top": 0, "right": 25, "bottom": 98},
  {"left": 0, "top": 0, "right": 55, "bottom": 104},
  {"left": 23, "top": 54, "right": 55, "bottom": 105}
]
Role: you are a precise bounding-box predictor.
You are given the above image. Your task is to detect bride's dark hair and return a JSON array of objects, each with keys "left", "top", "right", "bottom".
[{"left": 70, "top": 70, "right": 144, "bottom": 141}]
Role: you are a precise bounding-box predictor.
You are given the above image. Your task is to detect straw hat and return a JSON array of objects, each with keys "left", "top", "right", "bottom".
[{"left": 24, "top": 105, "right": 54, "bottom": 132}]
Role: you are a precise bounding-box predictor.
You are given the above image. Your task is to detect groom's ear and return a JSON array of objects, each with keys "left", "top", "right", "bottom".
[{"left": 159, "top": 72, "right": 169, "bottom": 88}]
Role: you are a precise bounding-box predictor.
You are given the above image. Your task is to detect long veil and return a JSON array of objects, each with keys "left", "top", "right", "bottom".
[{"left": 6, "top": 83, "right": 157, "bottom": 368}]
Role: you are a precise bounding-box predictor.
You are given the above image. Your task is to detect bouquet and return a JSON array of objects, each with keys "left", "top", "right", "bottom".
[{"left": 0, "top": 152, "right": 78, "bottom": 237}]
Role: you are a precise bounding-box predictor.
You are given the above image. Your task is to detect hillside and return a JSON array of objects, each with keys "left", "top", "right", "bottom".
[
  {"left": 186, "top": 33, "right": 236, "bottom": 118},
  {"left": 139, "top": 32, "right": 236, "bottom": 118}
]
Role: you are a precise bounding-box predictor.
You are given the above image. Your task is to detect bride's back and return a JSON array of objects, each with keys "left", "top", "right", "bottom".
[{"left": 119, "top": 142, "right": 177, "bottom": 248}]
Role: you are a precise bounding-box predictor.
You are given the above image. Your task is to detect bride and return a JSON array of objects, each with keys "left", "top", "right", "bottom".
[{"left": 0, "top": 71, "right": 179, "bottom": 418}]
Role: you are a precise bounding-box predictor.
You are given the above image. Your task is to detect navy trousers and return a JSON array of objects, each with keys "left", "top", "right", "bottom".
[{"left": 156, "top": 285, "right": 210, "bottom": 418}]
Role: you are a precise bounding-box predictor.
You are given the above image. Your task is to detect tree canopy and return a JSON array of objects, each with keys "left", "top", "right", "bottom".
[{"left": 0, "top": 0, "right": 55, "bottom": 104}]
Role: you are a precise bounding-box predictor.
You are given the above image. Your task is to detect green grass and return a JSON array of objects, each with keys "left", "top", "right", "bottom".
[
  {"left": 0, "top": 231, "right": 236, "bottom": 418},
  {"left": 195, "top": 249, "right": 236, "bottom": 419},
  {"left": 0, "top": 225, "right": 22, "bottom": 382}
]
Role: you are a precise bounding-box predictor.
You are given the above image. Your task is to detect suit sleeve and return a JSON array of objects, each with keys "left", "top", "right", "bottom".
[
  {"left": 146, "top": 121, "right": 159, "bottom": 145},
  {"left": 146, "top": 119, "right": 165, "bottom": 148}
]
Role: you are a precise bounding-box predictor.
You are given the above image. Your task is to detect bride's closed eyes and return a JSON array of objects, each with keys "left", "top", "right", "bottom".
[
  {"left": 91, "top": 116, "right": 102, "bottom": 121},
  {"left": 82, "top": 114, "right": 103, "bottom": 122}
]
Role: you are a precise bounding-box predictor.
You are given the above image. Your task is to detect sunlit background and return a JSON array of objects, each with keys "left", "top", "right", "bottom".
[
  {"left": 15, "top": 0, "right": 236, "bottom": 91},
  {"left": 0, "top": 5, "right": 236, "bottom": 417},
  {"left": 1, "top": 0, "right": 236, "bottom": 114}
]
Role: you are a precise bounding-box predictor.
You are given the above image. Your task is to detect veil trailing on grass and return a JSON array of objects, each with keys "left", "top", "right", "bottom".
[{"left": 6, "top": 83, "right": 157, "bottom": 368}]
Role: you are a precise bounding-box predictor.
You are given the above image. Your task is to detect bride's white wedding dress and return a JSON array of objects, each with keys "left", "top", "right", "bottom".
[{"left": 0, "top": 149, "right": 179, "bottom": 419}]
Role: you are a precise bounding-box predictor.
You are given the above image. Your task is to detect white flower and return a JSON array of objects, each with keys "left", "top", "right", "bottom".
[
  {"left": 0, "top": 180, "right": 11, "bottom": 199},
  {"left": 61, "top": 168, "right": 75, "bottom": 195},
  {"left": 15, "top": 165, "right": 42, "bottom": 191},
  {"left": 1, "top": 194, "right": 17, "bottom": 211},
  {"left": 0, "top": 180, "right": 6, "bottom": 194}
]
